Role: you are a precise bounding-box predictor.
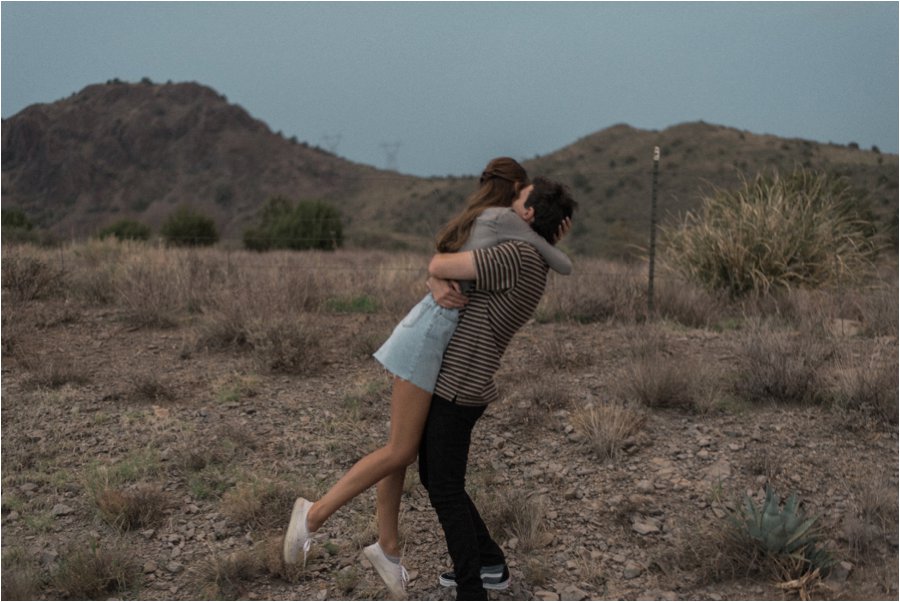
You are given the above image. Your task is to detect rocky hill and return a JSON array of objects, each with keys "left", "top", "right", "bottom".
[{"left": 3, "top": 80, "right": 897, "bottom": 256}]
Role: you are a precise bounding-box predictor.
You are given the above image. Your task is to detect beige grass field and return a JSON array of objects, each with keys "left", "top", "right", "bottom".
[{"left": 1, "top": 241, "right": 897, "bottom": 601}]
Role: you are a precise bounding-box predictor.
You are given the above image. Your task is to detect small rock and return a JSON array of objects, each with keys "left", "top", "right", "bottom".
[
  {"left": 636, "top": 480, "right": 654, "bottom": 493},
  {"left": 828, "top": 560, "right": 853, "bottom": 582},
  {"left": 704, "top": 460, "right": 731, "bottom": 481},
  {"left": 534, "top": 590, "right": 561, "bottom": 601},
  {"left": 40, "top": 549, "right": 59, "bottom": 565},
  {"left": 632, "top": 519, "right": 661, "bottom": 535},
  {"left": 623, "top": 560, "right": 643, "bottom": 579},
  {"left": 166, "top": 561, "right": 184, "bottom": 574},
  {"left": 6, "top": 511, "right": 19, "bottom": 522},
  {"left": 50, "top": 503, "right": 74, "bottom": 516},
  {"left": 559, "top": 584, "right": 590, "bottom": 600},
  {"left": 144, "top": 560, "right": 158, "bottom": 574}
]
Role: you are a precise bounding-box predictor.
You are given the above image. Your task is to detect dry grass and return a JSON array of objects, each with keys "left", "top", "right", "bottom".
[
  {"left": 94, "top": 482, "right": 169, "bottom": 530},
  {"left": 1, "top": 248, "right": 63, "bottom": 302},
  {"left": 193, "top": 535, "right": 310, "bottom": 599},
  {"left": 662, "top": 168, "right": 882, "bottom": 297},
  {"left": 538, "top": 258, "right": 646, "bottom": 323},
  {"left": 129, "top": 373, "right": 177, "bottom": 403},
  {"left": 51, "top": 538, "right": 141, "bottom": 599},
  {"left": 22, "top": 355, "right": 91, "bottom": 390},
  {"left": 483, "top": 490, "right": 551, "bottom": 552},
  {"left": 831, "top": 343, "right": 898, "bottom": 424},
  {"left": 621, "top": 352, "right": 702, "bottom": 411},
  {"left": 733, "top": 324, "right": 834, "bottom": 405},
  {"left": 1, "top": 548, "right": 44, "bottom": 601},
  {"left": 572, "top": 402, "right": 646, "bottom": 460},
  {"left": 220, "top": 478, "right": 305, "bottom": 531}
]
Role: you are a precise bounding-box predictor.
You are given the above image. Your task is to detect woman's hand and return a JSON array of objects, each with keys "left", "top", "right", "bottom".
[
  {"left": 427, "top": 276, "right": 468, "bottom": 309},
  {"left": 553, "top": 217, "right": 572, "bottom": 244}
]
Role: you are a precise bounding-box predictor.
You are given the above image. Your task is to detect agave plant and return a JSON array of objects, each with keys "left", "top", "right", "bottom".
[{"left": 730, "top": 484, "right": 833, "bottom": 576}]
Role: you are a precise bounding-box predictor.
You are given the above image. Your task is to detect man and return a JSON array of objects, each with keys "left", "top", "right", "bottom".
[{"left": 421, "top": 177, "right": 577, "bottom": 600}]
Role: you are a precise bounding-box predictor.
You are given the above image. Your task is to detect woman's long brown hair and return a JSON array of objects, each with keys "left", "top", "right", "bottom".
[{"left": 435, "top": 157, "right": 529, "bottom": 252}]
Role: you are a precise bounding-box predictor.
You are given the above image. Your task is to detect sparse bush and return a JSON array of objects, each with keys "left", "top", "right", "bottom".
[
  {"left": 129, "top": 373, "right": 176, "bottom": 402},
  {"left": 220, "top": 478, "right": 301, "bottom": 531},
  {"left": 663, "top": 168, "right": 882, "bottom": 297},
  {"left": 1, "top": 208, "right": 42, "bottom": 245},
  {"left": 538, "top": 263, "right": 645, "bottom": 323},
  {"left": 733, "top": 325, "right": 833, "bottom": 405},
  {"left": 245, "top": 316, "right": 325, "bottom": 375},
  {"left": 243, "top": 196, "right": 342, "bottom": 251},
  {"left": 1, "top": 249, "right": 63, "bottom": 302},
  {"left": 94, "top": 482, "right": 169, "bottom": 530},
  {"left": 572, "top": 402, "right": 645, "bottom": 460},
  {"left": 622, "top": 352, "right": 699, "bottom": 410},
  {"left": 52, "top": 538, "right": 141, "bottom": 599},
  {"left": 161, "top": 205, "right": 218, "bottom": 247},
  {"left": 116, "top": 258, "right": 181, "bottom": 328},
  {"left": 1, "top": 548, "right": 44, "bottom": 600},
  {"left": 98, "top": 219, "right": 152, "bottom": 241},
  {"left": 23, "top": 356, "right": 90, "bottom": 390},
  {"left": 483, "top": 490, "right": 551, "bottom": 552},
  {"left": 193, "top": 548, "right": 262, "bottom": 600},
  {"left": 832, "top": 344, "right": 898, "bottom": 424}
]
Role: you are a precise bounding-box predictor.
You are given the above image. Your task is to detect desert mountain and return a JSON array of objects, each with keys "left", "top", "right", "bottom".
[{"left": 3, "top": 80, "right": 896, "bottom": 257}]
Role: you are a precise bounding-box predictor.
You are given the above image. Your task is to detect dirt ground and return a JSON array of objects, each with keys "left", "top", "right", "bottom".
[{"left": 2, "top": 297, "right": 898, "bottom": 601}]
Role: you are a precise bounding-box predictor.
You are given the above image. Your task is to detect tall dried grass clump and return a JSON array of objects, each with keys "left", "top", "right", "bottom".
[
  {"left": 1, "top": 246, "right": 63, "bottom": 302},
  {"left": 52, "top": 538, "right": 141, "bottom": 599},
  {"left": 733, "top": 323, "right": 834, "bottom": 405},
  {"left": 481, "top": 489, "right": 551, "bottom": 552},
  {"left": 572, "top": 402, "right": 646, "bottom": 459},
  {"left": 832, "top": 343, "right": 898, "bottom": 424},
  {"left": 538, "top": 258, "right": 645, "bottom": 323},
  {"left": 94, "top": 482, "right": 169, "bottom": 530},
  {"left": 220, "top": 478, "right": 303, "bottom": 531},
  {"left": 662, "top": 168, "right": 882, "bottom": 298}
]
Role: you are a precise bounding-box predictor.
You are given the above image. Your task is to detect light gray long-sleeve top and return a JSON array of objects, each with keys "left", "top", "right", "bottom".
[{"left": 459, "top": 207, "right": 572, "bottom": 275}]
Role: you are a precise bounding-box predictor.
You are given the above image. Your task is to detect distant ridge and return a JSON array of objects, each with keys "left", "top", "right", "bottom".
[{"left": 3, "top": 80, "right": 896, "bottom": 256}]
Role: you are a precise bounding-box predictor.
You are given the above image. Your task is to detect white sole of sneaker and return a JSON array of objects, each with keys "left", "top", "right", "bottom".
[
  {"left": 283, "top": 497, "right": 312, "bottom": 565},
  {"left": 363, "top": 543, "right": 407, "bottom": 600},
  {"left": 438, "top": 573, "right": 509, "bottom": 590}
]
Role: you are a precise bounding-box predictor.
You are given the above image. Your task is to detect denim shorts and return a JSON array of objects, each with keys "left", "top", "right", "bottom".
[{"left": 373, "top": 294, "right": 460, "bottom": 393}]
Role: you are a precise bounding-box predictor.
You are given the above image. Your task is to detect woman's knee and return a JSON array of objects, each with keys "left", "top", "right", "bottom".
[{"left": 382, "top": 444, "right": 417, "bottom": 469}]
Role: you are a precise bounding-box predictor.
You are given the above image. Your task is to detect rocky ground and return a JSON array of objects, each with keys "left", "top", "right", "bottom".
[{"left": 2, "top": 298, "right": 898, "bottom": 601}]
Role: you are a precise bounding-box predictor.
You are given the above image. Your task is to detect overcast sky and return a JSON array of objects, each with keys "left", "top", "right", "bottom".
[{"left": 2, "top": 2, "right": 897, "bottom": 177}]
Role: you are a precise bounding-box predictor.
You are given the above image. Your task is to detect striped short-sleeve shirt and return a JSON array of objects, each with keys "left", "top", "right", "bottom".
[{"left": 433, "top": 241, "right": 549, "bottom": 406}]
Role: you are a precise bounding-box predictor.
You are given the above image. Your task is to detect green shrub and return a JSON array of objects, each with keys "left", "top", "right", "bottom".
[
  {"left": 98, "top": 219, "right": 151, "bottom": 241},
  {"left": 243, "top": 196, "right": 342, "bottom": 251},
  {"left": 1, "top": 208, "right": 42, "bottom": 244},
  {"left": 161, "top": 206, "right": 218, "bottom": 247},
  {"left": 662, "top": 168, "right": 881, "bottom": 297}
]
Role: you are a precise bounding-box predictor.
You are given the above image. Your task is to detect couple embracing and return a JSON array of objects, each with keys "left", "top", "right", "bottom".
[{"left": 283, "top": 157, "right": 578, "bottom": 601}]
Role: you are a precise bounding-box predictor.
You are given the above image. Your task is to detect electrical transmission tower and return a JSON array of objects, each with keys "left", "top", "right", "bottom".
[
  {"left": 380, "top": 142, "right": 401, "bottom": 171},
  {"left": 321, "top": 134, "right": 342, "bottom": 154}
]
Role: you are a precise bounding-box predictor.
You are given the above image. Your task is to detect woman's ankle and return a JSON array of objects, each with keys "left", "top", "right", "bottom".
[
  {"left": 306, "top": 501, "right": 324, "bottom": 532},
  {"left": 377, "top": 538, "right": 401, "bottom": 558}
]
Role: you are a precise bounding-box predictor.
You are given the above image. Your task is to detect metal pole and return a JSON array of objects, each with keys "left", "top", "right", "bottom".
[{"left": 648, "top": 146, "right": 660, "bottom": 316}]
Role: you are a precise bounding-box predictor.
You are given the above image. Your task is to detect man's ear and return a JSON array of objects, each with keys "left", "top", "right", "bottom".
[{"left": 522, "top": 205, "right": 535, "bottom": 224}]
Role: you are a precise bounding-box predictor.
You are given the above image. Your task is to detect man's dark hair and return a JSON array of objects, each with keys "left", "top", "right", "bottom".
[{"left": 525, "top": 177, "right": 578, "bottom": 243}]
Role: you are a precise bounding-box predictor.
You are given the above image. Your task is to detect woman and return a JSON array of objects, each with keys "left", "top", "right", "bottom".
[{"left": 283, "top": 157, "right": 571, "bottom": 598}]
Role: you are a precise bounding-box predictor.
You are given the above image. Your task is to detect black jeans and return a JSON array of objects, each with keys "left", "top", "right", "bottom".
[{"left": 418, "top": 394, "right": 506, "bottom": 601}]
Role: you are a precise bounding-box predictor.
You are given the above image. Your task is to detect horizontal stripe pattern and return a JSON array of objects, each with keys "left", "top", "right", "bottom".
[{"left": 434, "top": 241, "right": 548, "bottom": 406}]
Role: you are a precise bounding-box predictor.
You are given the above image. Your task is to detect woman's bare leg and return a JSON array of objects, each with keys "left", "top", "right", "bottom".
[
  {"left": 374, "top": 468, "right": 406, "bottom": 557},
  {"left": 305, "top": 379, "right": 431, "bottom": 538}
]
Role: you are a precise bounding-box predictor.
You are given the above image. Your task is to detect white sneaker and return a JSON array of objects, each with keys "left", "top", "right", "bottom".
[
  {"left": 283, "top": 497, "right": 313, "bottom": 566},
  {"left": 363, "top": 542, "right": 409, "bottom": 600}
]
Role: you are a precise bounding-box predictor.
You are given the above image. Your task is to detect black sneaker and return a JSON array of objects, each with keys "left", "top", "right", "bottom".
[{"left": 438, "top": 564, "right": 510, "bottom": 590}]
